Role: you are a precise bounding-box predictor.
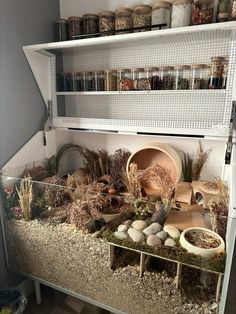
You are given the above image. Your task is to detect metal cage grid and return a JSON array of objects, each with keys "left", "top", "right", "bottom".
[{"left": 53, "top": 27, "right": 236, "bottom": 136}]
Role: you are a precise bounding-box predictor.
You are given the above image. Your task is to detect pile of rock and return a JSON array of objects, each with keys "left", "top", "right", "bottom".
[{"left": 114, "top": 219, "right": 181, "bottom": 248}]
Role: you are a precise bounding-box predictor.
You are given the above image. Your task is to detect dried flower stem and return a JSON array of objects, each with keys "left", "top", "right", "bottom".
[
  {"left": 192, "top": 141, "right": 212, "bottom": 181},
  {"left": 16, "top": 177, "right": 33, "bottom": 221}
]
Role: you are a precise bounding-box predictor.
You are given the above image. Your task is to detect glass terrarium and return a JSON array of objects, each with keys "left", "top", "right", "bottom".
[{"left": 0, "top": 141, "right": 229, "bottom": 314}]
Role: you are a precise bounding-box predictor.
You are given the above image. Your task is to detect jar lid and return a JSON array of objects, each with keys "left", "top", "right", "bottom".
[
  {"left": 175, "top": 65, "right": 190, "bottom": 70},
  {"left": 132, "top": 68, "right": 145, "bottom": 72},
  {"left": 162, "top": 66, "right": 174, "bottom": 70},
  {"left": 54, "top": 18, "right": 68, "bottom": 23},
  {"left": 145, "top": 67, "right": 159, "bottom": 71},
  {"left": 99, "top": 11, "right": 115, "bottom": 17},
  {"left": 134, "top": 5, "right": 152, "bottom": 14},
  {"left": 152, "top": 1, "right": 171, "bottom": 10},
  {"left": 83, "top": 14, "right": 99, "bottom": 18},
  {"left": 218, "top": 13, "right": 229, "bottom": 18},
  {"left": 211, "top": 56, "right": 225, "bottom": 62},
  {"left": 68, "top": 16, "right": 82, "bottom": 21},
  {"left": 118, "top": 68, "right": 131, "bottom": 72},
  {"left": 193, "top": 0, "right": 213, "bottom": 4},
  {"left": 190, "top": 64, "right": 204, "bottom": 69},
  {"left": 173, "top": 0, "right": 192, "bottom": 5},
  {"left": 115, "top": 7, "right": 133, "bottom": 16}
]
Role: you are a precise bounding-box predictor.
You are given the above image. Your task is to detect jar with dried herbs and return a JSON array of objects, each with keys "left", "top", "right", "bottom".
[
  {"left": 217, "top": 0, "right": 230, "bottom": 21},
  {"left": 133, "top": 5, "right": 152, "bottom": 32},
  {"left": 192, "top": 0, "right": 213, "bottom": 25},
  {"left": 53, "top": 19, "right": 68, "bottom": 41},
  {"left": 132, "top": 68, "right": 151, "bottom": 90},
  {"left": 115, "top": 8, "right": 133, "bottom": 34},
  {"left": 85, "top": 71, "right": 96, "bottom": 91},
  {"left": 68, "top": 16, "right": 83, "bottom": 40},
  {"left": 232, "top": 0, "right": 236, "bottom": 19},
  {"left": 161, "top": 66, "right": 175, "bottom": 90},
  {"left": 175, "top": 65, "right": 190, "bottom": 89},
  {"left": 171, "top": 0, "right": 192, "bottom": 28},
  {"left": 190, "top": 64, "right": 206, "bottom": 89},
  {"left": 221, "top": 61, "right": 228, "bottom": 89},
  {"left": 99, "top": 11, "right": 115, "bottom": 35},
  {"left": 118, "top": 69, "right": 134, "bottom": 91},
  {"left": 152, "top": 1, "right": 171, "bottom": 29},
  {"left": 105, "top": 70, "right": 117, "bottom": 91},
  {"left": 83, "top": 14, "right": 99, "bottom": 36},
  {"left": 75, "top": 72, "right": 85, "bottom": 91},
  {"left": 95, "top": 71, "right": 105, "bottom": 91},
  {"left": 208, "top": 57, "right": 224, "bottom": 89}
]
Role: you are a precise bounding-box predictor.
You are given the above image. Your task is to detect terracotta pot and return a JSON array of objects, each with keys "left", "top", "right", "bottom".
[{"left": 126, "top": 142, "right": 182, "bottom": 196}]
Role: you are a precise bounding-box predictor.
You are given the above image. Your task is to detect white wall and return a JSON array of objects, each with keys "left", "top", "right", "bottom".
[{"left": 60, "top": 0, "right": 155, "bottom": 18}]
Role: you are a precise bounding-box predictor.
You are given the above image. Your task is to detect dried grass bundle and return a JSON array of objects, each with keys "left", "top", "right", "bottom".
[
  {"left": 16, "top": 176, "right": 33, "bottom": 221},
  {"left": 182, "top": 153, "right": 194, "bottom": 182},
  {"left": 192, "top": 141, "right": 212, "bottom": 181},
  {"left": 123, "top": 162, "right": 142, "bottom": 200},
  {"left": 109, "top": 149, "right": 131, "bottom": 184},
  {"left": 139, "top": 163, "right": 174, "bottom": 200},
  {"left": 98, "top": 149, "right": 109, "bottom": 176}
]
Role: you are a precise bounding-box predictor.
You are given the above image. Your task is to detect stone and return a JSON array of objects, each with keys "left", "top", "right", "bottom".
[
  {"left": 114, "top": 231, "right": 128, "bottom": 240},
  {"left": 164, "top": 238, "right": 176, "bottom": 247},
  {"left": 163, "top": 224, "right": 181, "bottom": 239},
  {"left": 118, "top": 224, "right": 128, "bottom": 232},
  {"left": 127, "top": 228, "right": 145, "bottom": 243},
  {"left": 156, "top": 230, "right": 168, "bottom": 241},
  {"left": 146, "top": 235, "right": 162, "bottom": 247},
  {"left": 143, "top": 223, "right": 162, "bottom": 236},
  {"left": 132, "top": 220, "right": 147, "bottom": 231}
]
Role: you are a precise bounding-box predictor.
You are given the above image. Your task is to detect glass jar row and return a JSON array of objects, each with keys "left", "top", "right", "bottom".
[
  {"left": 53, "top": 0, "right": 235, "bottom": 41},
  {"left": 57, "top": 59, "right": 228, "bottom": 92}
]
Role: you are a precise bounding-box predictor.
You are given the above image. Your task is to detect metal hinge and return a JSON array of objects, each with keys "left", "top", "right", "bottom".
[
  {"left": 43, "top": 100, "right": 53, "bottom": 146},
  {"left": 225, "top": 101, "right": 236, "bottom": 165}
]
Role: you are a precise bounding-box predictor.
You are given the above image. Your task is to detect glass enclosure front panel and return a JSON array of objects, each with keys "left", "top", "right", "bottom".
[{"left": 0, "top": 142, "right": 228, "bottom": 314}]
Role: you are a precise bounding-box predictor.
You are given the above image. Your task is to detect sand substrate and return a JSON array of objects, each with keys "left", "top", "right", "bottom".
[{"left": 5, "top": 220, "right": 218, "bottom": 314}]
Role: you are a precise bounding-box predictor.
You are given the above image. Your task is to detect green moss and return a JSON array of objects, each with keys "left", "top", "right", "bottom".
[{"left": 102, "top": 230, "right": 225, "bottom": 273}]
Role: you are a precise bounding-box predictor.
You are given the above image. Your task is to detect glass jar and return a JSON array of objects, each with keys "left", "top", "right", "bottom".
[
  {"left": 95, "top": 71, "right": 105, "bottom": 91},
  {"left": 75, "top": 72, "right": 85, "bottom": 91},
  {"left": 99, "top": 11, "right": 115, "bottom": 35},
  {"left": 175, "top": 65, "right": 190, "bottom": 89},
  {"left": 217, "top": 0, "right": 230, "bottom": 21},
  {"left": 104, "top": 70, "right": 117, "bottom": 91},
  {"left": 83, "top": 14, "right": 99, "bottom": 36},
  {"left": 222, "top": 61, "right": 228, "bottom": 89},
  {"left": 208, "top": 57, "right": 224, "bottom": 89},
  {"left": 132, "top": 68, "right": 151, "bottom": 90},
  {"left": 217, "top": 13, "right": 229, "bottom": 22},
  {"left": 152, "top": 1, "right": 171, "bottom": 29},
  {"left": 150, "top": 67, "right": 162, "bottom": 90},
  {"left": 171, "top": 0, "right": 192, "bottom": 28},
  {"left": 68, "top": 16, "right": 83, "bottom": 40},
  {"left": 85, "top": 71, "right": 96, "bottom": 91},
  {"left": 70, "top": 72, "right": 78, "bottom": 91},
  {"left": 192, "top": 0, "right": 213, "bottom": 25},
  {"left": 115, "top": 8, "right": 133, "bottom": 34},
  {"left": 203, "top": 65, "right": 211, "bottom": 89},
  {"left": 118, "top": 69, "right": 134, "bottom": 91},
  {"left": 190, "top": 64, "right": 205, "bottom": 89},
  {"left": 232, "top": 0, "right": 236, "bottom": 20},
  {"left": 133, "top": 5, "right": 152, "bottom": 32},
  {"left": 161, "top": 66, "right": 175, "bottom": 90},
  {"left": 53, "top": 19, "right": 68, "bottom": 42}
]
